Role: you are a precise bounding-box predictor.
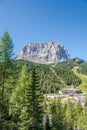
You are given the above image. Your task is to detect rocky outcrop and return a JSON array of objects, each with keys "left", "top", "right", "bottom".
[{"left": 16, "top": 42, "right": 70, "bottom": 63}]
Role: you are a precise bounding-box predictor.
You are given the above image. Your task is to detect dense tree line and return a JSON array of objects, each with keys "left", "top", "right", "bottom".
[
  {"left": 7, "top": 60, "right": 82, "bottom": 93},
  {"left": 77, "top": 62, "right": 87, "bottom": 75},
  {"left": 55, "top": 67, "right": 81, "bottom": 87},
  {"left": 50, "top": 97, "right": 87, "bottom": 130}
]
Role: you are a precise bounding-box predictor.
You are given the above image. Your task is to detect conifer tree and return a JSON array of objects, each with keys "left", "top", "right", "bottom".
[
  {"left": 77, "top": 112, "right": 84, "bottom": 130},
  {"left": 77, "top": 96, "right": 87, "bottom": 130},
  {"left": 74, "top": 101, "right": 82, "bottom": 129},
  {"left": 0, "top": 32, "right": 14, "bottom": 129},
  {"left": 10, "top": 65, "right": 29, "bottom": 111},
  {"left": 19, "top": 67, "right": 44, "bottom": 130},
  {"left": 10, "top": 65, "right": 29, "bottom": 129},
  {"left": 64, "top": 101, "right": 74, "bottom": 130},
  {"left": 83, "top": 105, "right": 87, "bottom": 130},
  {"left": 51, "top": 98, "right": 64, "bottom": 130},
  {"left": 0, "top": 31, "right": 13, "bottom": 98}
]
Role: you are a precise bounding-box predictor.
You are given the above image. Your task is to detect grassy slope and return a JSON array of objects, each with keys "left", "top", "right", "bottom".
[{"left": 73, "top": 66, "right": 87, "bottom": 91}]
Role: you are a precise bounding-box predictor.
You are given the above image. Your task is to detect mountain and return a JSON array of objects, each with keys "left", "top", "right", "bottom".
[
  {"left": 16, "top": 42, "right": 70, "bottom": 63},
  {"left": 72, "top": 57, "right": 84, "bottom": 64}
]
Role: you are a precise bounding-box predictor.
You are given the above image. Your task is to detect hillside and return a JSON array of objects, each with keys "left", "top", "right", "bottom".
[
  {"left": 73, "top": 66, "right": 87, "bottom": 91},
  {"left": 12, "top": 58, "right": 87, "bottom": 93}
]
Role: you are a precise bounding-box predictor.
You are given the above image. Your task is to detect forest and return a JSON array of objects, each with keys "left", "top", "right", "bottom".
[{"left": 0, "top": 32, "right": 87, "bottom": 130}]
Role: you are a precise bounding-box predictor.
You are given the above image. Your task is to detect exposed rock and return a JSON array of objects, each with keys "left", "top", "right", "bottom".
[{"left": 16, "top": 42, "right": 70, "bottom": 63}]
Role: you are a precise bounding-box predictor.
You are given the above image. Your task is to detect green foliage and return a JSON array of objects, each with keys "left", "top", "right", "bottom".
[
  {"left": 64, "top": 101, "right": 75, "bottom": 130},
  {"left": 51, "top": 99, "right": 84, "bottom": 130},
  {"left": 0, "top": 99, "right": 10, "bottom": 130},
  {"left": 19, "top": 68, "right": 44, "bottom": 130},
  {"left": 0, "top": 32, "right": 14, "bottom": 129},
  {"left": 11, "top": 59, "right": 82, "bottom": 94},
  {"left": 10, "top": 65, "right": 29, "bottom": 113},
  {"left": 45, "top": 115, "right": 51, "bottom": 130},
  {"left": 75, "top": 101, "right": 83, "bottom": 121},
  {"left": 0, "top": 31, "right": 13, "bottom": 61},
  {"left": 51, "top": 99, "right": 64, "bottom": 130},
  {"left": 55, "top": 61, "right": 81, "bottom": 87},
  {"left": 77, "top": 62, "right": 87, "bottom": 75}
]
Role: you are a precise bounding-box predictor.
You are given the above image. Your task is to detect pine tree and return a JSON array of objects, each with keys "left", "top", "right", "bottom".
[
  {"left": 51, "top": 98, "right": 64, "bottom": 130},
  {"left": 77, "top": 96, "right": 87, "bottom": 130},
  {"left": 74, "top": 101, "right": 83, "bottom": 129},
  {"left": 0, "top": 32, "right": 14, "bottom": 129},
  {"left": 19, "top": 67, "right": 44, "bottom": 130},
  {"left": 10, "top": 65, "right": 29, "bottom": 129},
  {"left": 77, "top": 112, "right": 84, "bottom": 130},
  {"left": 64, "top": 100, "right": 74, "bottom": 130},
  {"left": 0, "top": 32, "right": 13, "bottom": 61},
  {"left": 83, "top": 105, "right": 87, "bottom": 130},
  {"left": 10, "top": 65, "right": 29, "bottom": 111},
  {"left": 0, "top": 31, "right": 13, "bottom": 98}
]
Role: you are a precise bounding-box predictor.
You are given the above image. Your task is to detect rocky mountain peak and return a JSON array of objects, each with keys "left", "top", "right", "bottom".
[{"left": 16, "top": 42, "right": 70, "bottom": 63}]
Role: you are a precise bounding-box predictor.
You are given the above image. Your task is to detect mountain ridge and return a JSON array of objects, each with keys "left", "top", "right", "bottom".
[{"left": 16, "top": 42, "right": 70, "bottom": 63}]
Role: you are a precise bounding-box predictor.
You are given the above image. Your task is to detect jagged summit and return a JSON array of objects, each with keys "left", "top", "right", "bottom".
[{"left": 16, "top": 42, "right": 70, "bottom": 63}]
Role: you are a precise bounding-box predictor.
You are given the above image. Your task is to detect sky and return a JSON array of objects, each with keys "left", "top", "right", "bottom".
[{"left": 0, "top": 0, "right": 87, "bottom": 60}]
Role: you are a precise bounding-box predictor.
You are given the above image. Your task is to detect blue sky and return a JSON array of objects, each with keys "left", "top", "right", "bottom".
[{"left": 0, "top": 0, "right": 87, "bottom": 60}]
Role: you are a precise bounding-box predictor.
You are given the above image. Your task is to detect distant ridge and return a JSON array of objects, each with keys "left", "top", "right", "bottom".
[{"left": 16, "top": 42, "right": 70, "bottom": 63}]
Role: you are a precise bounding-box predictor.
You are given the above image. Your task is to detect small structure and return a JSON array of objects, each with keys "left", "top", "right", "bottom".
[{"left": 60, "top": 88, "right": 82, "bottom": 95}]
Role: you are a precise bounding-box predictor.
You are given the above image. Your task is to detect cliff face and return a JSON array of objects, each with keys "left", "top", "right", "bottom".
[{"left": 16, "top": 42, "right": 70, "bottom": 63}]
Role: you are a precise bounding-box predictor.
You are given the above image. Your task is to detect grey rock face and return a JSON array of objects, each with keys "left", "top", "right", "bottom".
[{"left": 16, "top": 42, "right": 70, "bottom": 63}]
